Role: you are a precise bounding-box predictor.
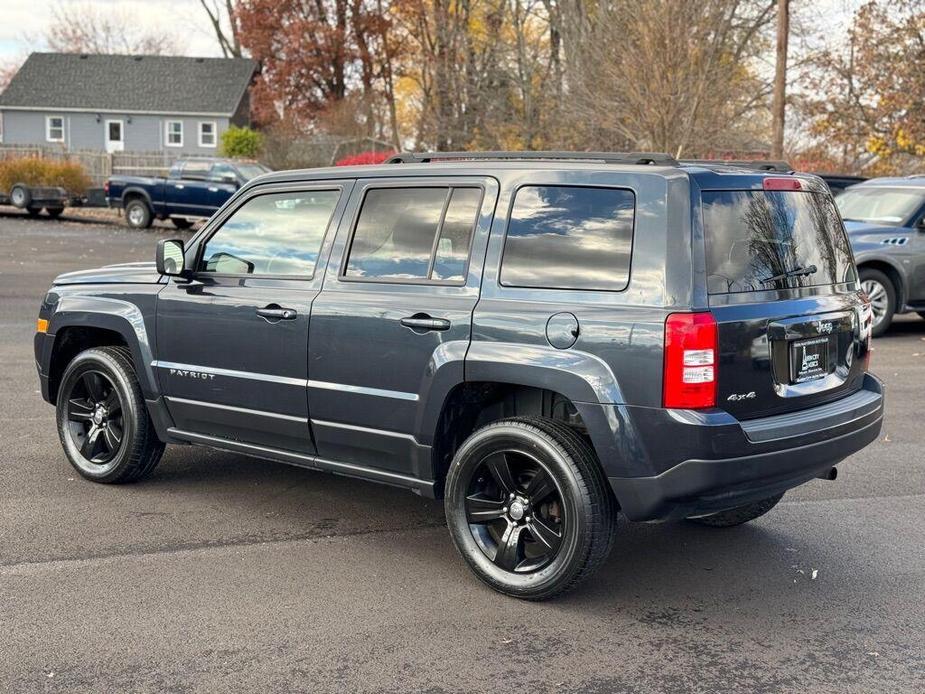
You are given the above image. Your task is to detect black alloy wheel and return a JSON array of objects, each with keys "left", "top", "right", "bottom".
[
  {"left": 465, "top": 447, "right": 566, "bottom": 573},
  {"left": 56, "top": 347, "right": 164, "bottom": 483},
  {"left": 445, "top": 417, "right": 615, "bottom": 600},
  {"left": 63, "top": 369, "right": 125, "bottom": 468}
]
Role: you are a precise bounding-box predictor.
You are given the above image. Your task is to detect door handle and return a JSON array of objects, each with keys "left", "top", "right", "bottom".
[
  {"left": 257, "top": 306, "right": 298, "bottom": 321},
  {"left": 174, "top": 184, "right": 184, "bottom": 189},
  {"left": 400, "top": 315, "right": 451, "bottom": 331},
  {"left": 208, "top": 186, "right": 219, "bottom": 192}
]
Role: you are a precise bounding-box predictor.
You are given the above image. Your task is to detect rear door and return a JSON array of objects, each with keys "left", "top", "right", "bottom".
[
  {"left": 306, "top": 177, "right": 497, "bottom": 478},
  {"left": 155, "top": 182, "right": 351, "bottom": 452},
  {"left": 700, "top": 180, "right": 870, "bottom": 419}
]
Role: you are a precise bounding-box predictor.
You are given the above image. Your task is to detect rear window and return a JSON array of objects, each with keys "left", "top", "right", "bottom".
[
  {"left": 702, "top": 190, "right": 857, "bottom": 295},
  {"left": 500, "top": 185, "right": 635, "bottom": 291}
]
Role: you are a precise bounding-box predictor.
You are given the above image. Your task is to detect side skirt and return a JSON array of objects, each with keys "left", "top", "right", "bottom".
[{"left": 166, "top": 427, "right": 437, "bottom": 498}]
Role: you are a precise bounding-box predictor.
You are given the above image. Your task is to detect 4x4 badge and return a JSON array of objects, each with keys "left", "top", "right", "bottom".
[{"left": 727, "top": 391, "right": 756, "bottom": 401}]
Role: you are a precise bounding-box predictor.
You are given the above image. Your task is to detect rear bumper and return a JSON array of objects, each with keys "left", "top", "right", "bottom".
[{"left": 598, "top": 374, "right": 884, "bottom": 521}]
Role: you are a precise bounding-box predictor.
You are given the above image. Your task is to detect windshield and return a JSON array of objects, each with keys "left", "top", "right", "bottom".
[
  {"left": 836, "top": 187, "right": 925, "bottom": 226},
  {"left": 702, "top": 190, "right": 856, "bottom": 294},
  {"left": 234, "top": 163, "right": 271, "bottom": 181}
]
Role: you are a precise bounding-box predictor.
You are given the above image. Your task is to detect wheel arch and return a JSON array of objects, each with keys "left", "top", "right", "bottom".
[
  {"left": 46, "top": 297, "right": 158, "bottom": 401},
  {"left": 857, "top": 258, "right": 906, "bottom": 309}
]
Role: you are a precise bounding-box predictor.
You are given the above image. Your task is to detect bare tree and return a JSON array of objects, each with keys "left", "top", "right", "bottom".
[
  {"left": 46, "top": 2, "right": 177, "bottom": 54},
  {"left": 200, "top": 0, "right": 244, "bottom": 58},
  {"left": 771, "top": 0, "right": 790, "bottom": 158}
]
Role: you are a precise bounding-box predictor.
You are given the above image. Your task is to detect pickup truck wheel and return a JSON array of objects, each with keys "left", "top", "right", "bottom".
[
  {"left": 46, "top": 207, "right": 64, "bottom": 218},
  {"left": 859, "top": 268, "right": 895, "bottom": 337},
  {"left": 10, "top": 183, "right": 31, "bottom": 208},
  {"left": 56, "top": 347, "right": 164, "bottom": 483},
  {"left": 687, "top": 493, "right": 784, "bottom": 527},
  {"left": 444, "top": 416, "right": 616, "bottom": 600},
  {"left": 170, "top": 217, "right": 193, "bottom": 229},
  {"left": 27, "top": 207, "right": 42, "bottom": 217},
  {"left": 125, "top": 199, "right": 153, "bottom": 229}
]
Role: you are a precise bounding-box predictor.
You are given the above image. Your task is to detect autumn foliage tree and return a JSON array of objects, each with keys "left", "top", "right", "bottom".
[{"left": 802, "top": 0, "right": 925, "bottom": 174}]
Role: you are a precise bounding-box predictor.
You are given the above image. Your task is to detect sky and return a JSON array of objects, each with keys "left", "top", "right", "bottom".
[
  {"left": 0, "top": 0, "right": 868, "bottom": 69},
  {"left": 0, "top": 0, "right": 226, "bottom": 66}
]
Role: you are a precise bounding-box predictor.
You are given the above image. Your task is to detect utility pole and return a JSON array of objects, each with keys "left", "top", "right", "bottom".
[{"left": 771, "top": 0, "right": 790, "bottom": 159}]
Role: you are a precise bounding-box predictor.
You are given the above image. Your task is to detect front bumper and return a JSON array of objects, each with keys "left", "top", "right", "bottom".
[{"left": 600, "top": 374, "right": 884, "bottom": 521}]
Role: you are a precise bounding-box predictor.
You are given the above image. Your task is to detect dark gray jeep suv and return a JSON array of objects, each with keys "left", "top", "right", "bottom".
[{"left": 35, "top": 152, "right": 884, "bottom": 599}]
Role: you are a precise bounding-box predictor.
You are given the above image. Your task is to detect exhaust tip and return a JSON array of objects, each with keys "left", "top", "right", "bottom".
[{"left": 818, "top": 466, "right": 838, "bottom": 481}]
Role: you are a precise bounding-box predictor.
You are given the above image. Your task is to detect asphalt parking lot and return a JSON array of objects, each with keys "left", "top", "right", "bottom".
[{"left": 1, "top": 211, "right": 923, "bottom": 693}]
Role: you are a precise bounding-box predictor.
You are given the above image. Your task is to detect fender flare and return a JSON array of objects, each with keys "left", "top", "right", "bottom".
[
  {"left": 120, "top": 186, "right": 154, "bottom": 209},
  {"left": 854, "top": 252, "right": 908, "bottom": 306},
  {"left": 47, "top": 295, "right": 158, "bottom": 399},
  {"left": 415, "top": 340, "right": 623, "bottom": 448}
]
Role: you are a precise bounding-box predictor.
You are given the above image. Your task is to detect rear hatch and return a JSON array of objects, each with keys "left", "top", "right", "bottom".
[{"left": 700, "top": 178, "right": 871, "bottom": 420}]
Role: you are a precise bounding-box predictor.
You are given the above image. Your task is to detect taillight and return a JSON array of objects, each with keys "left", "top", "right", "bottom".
[
  {"left": 663, "top": 312, "right": 718, "bottom": 409},
  {"left": 103, "top": 180, "right": 110, "bottom": 195},
  {"left": 859, "top": 292, "right": 873, "bottom": 369}
]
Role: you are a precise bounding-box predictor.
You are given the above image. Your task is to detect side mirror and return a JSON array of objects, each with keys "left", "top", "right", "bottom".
[
  {"left": 917, "top": 217, "right": 925, "bottom": 231},
  {"left": 221, "top": 173, "right": 239, "bottom": 188},
  {"left": 156, "top": 238, "right": 188, "bottom": 277}
]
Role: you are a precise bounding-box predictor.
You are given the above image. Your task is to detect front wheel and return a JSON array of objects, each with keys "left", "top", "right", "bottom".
[
  {"left": 170, "top": 217, "right": 194, "bottom": 229},
  {"left": 444, "top": 417, "right": 616, "bottom": 600},
  {"left": 859, "top": 268, "right": 896, "bottom": 337},
  {"left": 56, "top": 346, "right": 164, "bottom": 483},
  {"left": 46, "top": 207, "right": 64, "bottom": 218}
]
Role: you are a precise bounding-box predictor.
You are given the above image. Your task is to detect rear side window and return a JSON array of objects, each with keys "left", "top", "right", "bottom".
[
  {"left": 702, "top": 190, "right": 857, "bottom": 294},
  {"left": 344, "top": 186, "right": 481, "bottom": 282},
  {"left": 181, "top": 160, "right": 210, "bottom": 180},
  {"left": 199, "top": 190, "right": 340, "bottom": 276},
  {"left": 500, "top": 186, "right": 635, "bottom": 291}
]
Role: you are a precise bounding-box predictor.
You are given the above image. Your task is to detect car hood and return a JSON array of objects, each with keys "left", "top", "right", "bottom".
[{"left": 53, "top": 262, "right": 162, "bottom": 285}]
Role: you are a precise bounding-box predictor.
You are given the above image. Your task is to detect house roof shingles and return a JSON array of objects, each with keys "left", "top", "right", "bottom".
[{"left": 0, "top": 53, "right": 257, "bottom": 116}]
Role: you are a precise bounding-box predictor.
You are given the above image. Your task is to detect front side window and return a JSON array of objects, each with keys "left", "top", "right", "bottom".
[
  {"left": 344, "top": 186, "right": 481, "bottom": 282},
  {"left": 166, "top": 120, "right": 183, "bottom": 147},
  {"left": 199, "top": 121, "right": 216, "bottom": 147},
  {"left": 199, "top": 190, "right": 341, "bottom": 276},
  {"left": 208, "top": 162, "right": 237, "bottom": 182},
  {"left": 181, "top": 160, "right": 210, "bottom": 181},
  {"left": 500, "top": 185, "right": 635, "bottom": 291},
  {"left": 46, "top": 116, "right": 64, "bottom": 142}
]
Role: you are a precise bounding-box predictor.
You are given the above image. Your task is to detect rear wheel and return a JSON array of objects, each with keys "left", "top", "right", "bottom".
[
  {"left": 26, "top": 207, "right": 42, "bottom": 217},
  {"left": 56, "top": 347, "right": 164, "bottom": 483},
  {"left": 124, "top": 198, "right": 153, "bottom": 229},
  {"left": 46, "top": 207, "right": 64, "bottom": 218},
  {"left": 688, "top": 493, "right": 784, "bottom": 527},
  {"left": 859, "top": 267, "right": 896, "bottom": 337},
  {"left": 444, "top": 417, "right": 615, "bottom": 600}
]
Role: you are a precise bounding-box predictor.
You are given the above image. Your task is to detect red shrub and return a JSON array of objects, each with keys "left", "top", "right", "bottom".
[{"left": 335, "top": 150, "right": 396, "bottom": 166}]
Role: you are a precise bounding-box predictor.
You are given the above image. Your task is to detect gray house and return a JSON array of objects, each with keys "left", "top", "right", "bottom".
[{"left": 0, "top": 53, "right": 257, "bottom": 155}]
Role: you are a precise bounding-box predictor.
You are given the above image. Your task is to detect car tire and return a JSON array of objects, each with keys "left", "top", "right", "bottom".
[
  {"left": 56, "top": 346, "right": 165, "bottom": 484},
  {"left": 46, "top": 207, "right": 64, "bottom": 219},
  {"left": 124, "top": 198, "right": 153, "bottom": 229},
  {"left": 444, "top": 416, "right": 616, "bottom": 600},
  {"left": 687, "top": 493, "right": 784, "bottom": 528},
  {"left": 26, "top": 206, "right": 42, "bottom": 217},
  {"left": 859, "top": 267, "right": 896, "bottom": 337},
  {"left": 917, "top": 311, "right": 925, "bottom": 322},
  {"left": 10, "top": 183, "right": 31, "bottom": 209},
  {"left": 170, "top": 217, "right": 194, "bottom": 230}
]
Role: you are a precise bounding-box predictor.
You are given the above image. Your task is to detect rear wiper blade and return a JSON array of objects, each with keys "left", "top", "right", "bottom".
[{"left": 761, "top": 264, "right": 818, "bottom": 284}]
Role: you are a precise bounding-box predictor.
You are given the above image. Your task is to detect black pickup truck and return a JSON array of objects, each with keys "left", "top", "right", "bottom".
[{"left": 106, "top": 157, "right": 270, "bottom": 229}]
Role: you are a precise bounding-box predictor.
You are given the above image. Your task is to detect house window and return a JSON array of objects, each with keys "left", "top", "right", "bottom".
[
  {"left": 198, "top": 121, "right": 217, "bottom": 148},
  {"left": 46, "top": 116, "right": 65, "bottom": 143},
  {"left": 166, "top": 120, "right": 183, "bottom": 147}
]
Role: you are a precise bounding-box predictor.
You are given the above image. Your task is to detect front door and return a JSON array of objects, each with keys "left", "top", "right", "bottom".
[
  {"left": 155, "top": 182, "right": 351, "bottom": 453},
  {"left": 307, "top": 177, "right": 497, "bottom": 478},
  {"left": 105, "top": 120, "right": 124, "bottom": 153},
  {"left": 167, "top": 160, "right": 214, "bottom": 218}
]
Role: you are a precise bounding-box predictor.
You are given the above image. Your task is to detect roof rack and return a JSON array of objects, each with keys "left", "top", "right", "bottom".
[
  {"left": 386, "top": 151, "right": 680, "bottom": 166},
  {"left": 681, "top": 159, "right": 793, "bottom": 172}
]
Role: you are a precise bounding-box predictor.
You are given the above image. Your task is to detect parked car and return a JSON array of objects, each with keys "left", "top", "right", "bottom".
[
  {"left": 815, "top": 173, "right": 867, "bottom": 196},
  {"left": 35, "top": 152, "right": 883, "bottom": 599},
  {"left": 105, "top": 157, "right": 271, "bottom": 229},
  {"left": 836, "top": 176, "right": 925, "bottom": 335}
]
